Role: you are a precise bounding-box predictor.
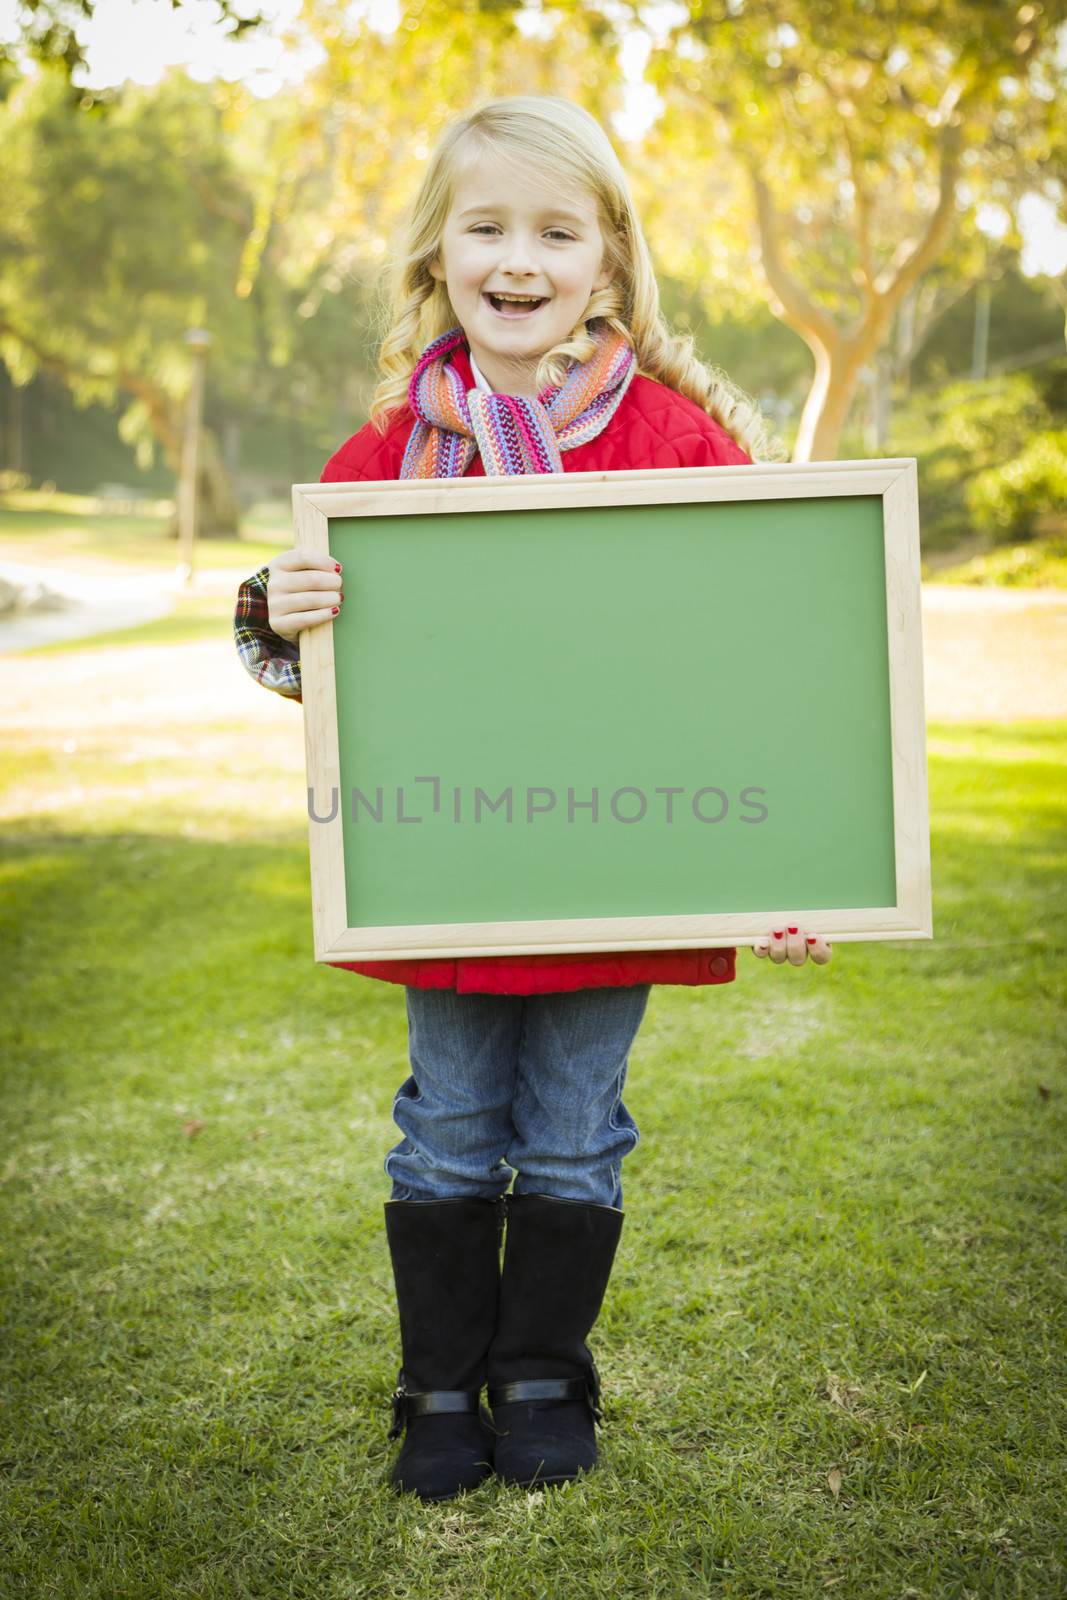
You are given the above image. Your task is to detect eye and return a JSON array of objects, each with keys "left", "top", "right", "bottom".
[{"left": 469, "top": 225, "right": 574, "bottom": 241}]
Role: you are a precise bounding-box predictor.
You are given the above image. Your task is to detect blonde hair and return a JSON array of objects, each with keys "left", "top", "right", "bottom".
[{"left": 369, "top": 95, "right": 787, "bottom": 463}]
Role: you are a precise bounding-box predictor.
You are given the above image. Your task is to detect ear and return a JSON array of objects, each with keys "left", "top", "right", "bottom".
[
  {"left": 592, "top": 256, "right": 614, "bottom": 293},
  {"left": 428, "top": 255, "right": 445, "bottom": 284}
]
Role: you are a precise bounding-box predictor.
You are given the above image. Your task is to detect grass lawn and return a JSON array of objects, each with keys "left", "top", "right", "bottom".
[
  {"left": 1, "top": 618, "right": 1065, "bottom": 1594},
  {"left": 0, "top": 492, "right": 290, "bottom": 573},
  {"left": 927, "top": 536, "right": 1067, "bottom": 589}
]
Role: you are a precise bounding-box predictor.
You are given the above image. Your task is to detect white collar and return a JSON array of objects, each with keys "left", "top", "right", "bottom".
[{"left": 468, "top": 348, "right": 494, "bottom": 394}]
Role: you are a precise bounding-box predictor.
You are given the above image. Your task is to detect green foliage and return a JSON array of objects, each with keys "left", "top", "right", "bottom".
[
  {"left": 966, "top": 429, "right": 1067, "bottom": 542},
  {"left": 933, "top": 535, "right": 1067, "bottom": 588},
  {"left": 639, "top": 0, "right": 1065, "bottom": 312},
  {"left": 910, "top": 266, "right": 1066, "bottom": 392},
  {"left": 0, "top": 68, "right": 378, "bottom": 489},
  {"left": 3, "top": 0, "right": 1066, "bottom": 491},
  {"left": 631, "top": 0, "right": 1067, "bottom": 457},
  {"left": 888, "top": 366, "right": 1064, "bottom": 550}
]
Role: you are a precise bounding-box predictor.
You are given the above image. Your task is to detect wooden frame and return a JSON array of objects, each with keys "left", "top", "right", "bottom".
[{"left": 293, "top": 460, "right": 931, "bottom": 963}]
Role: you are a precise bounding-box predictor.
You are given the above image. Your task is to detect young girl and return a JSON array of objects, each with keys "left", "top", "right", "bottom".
[{"left": 234, "top": 95, "right": 831, "bottom": 1503}]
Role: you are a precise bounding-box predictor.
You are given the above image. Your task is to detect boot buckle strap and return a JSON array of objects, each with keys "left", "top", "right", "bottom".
[
  {"left": 488, "top": 1372, "right": 605, "bottom": 1424},
  {"left": 489, "top": 1377, "right": 591, "bottom": 1408},
  {"left": 388, "top": 1385, "right": 481, "bottom": 1441}
]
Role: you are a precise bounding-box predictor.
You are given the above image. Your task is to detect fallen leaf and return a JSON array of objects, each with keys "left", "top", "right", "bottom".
[
  {"left": 827, "top": 1466, "right": 842, "bottom": 1497},
  {"left": 824, "top": 1373, "right": 863, "bottom": 1410},
  {"left": 182, "top": 1119, "right": 205, "bottom": 1138}
]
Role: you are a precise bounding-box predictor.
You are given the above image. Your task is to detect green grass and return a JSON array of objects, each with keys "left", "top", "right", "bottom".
[
  {"left": 0, "top": 491, "right": 290, "bottom": 571},
  {"left": 1, "top": 667, "right": 1065, "bottom": 1594},
  {"left": 924, "top": 535, "right": 1067, "bottom": 589}
]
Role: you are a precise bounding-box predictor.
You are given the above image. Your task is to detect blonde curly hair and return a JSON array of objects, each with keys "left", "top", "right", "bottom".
[{"left": 369, "top": 94, "right": 786, "bottom": 463}]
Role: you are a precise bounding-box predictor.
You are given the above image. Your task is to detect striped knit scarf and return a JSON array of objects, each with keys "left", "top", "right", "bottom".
[{"left": 399, "top": 323, "right": 636, "bottom": 478}]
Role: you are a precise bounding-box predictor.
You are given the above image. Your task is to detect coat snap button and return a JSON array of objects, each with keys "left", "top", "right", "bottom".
[{"left": 708, "top": 955, "right": 728, "bottom": 977}]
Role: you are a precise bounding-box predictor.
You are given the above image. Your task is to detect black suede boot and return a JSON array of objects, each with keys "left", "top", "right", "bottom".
[
  {"left": 384, "top": 1196, "right": 503, "bottom": 1502},
  {"left": 487, "top": 1193, "right": 624, "bottom": 1489}
]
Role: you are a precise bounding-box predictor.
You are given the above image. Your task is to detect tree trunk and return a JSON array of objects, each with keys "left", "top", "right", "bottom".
[
  {"left": 895, "top": 288, "right": 917, "bottom": 395},
  {"left": 745, "top": 121, "right": 962, "bottom": 462},
  {"left": 165, "top": 425, "right": 241, "bottom": 538},
  {"left": 865, "top": 349, "right": 892, "bottom": 454},
  {"left": 4, "top": 374, "right": 25, "bottom": 474},
  {"left": 792, "top": 339, "right": 872, "bottom": 461},
  {"left": 971, "top": 282, "right": 992, "bottom": 381}
]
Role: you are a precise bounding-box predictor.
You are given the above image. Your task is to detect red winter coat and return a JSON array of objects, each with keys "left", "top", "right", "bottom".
[{"left": 320, "top": 339, "right": 752, "bottom": 995}]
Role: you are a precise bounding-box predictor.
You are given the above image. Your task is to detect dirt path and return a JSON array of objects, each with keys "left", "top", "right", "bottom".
[
  {"left": 3, "top": 558, "right": 1066, "bottom": 725},
  {"left": 0, "top": 557, "right": 183, "bottom": 653},
  {"left": 920, "top": 585, "right": 1067, "bottom": 722}
]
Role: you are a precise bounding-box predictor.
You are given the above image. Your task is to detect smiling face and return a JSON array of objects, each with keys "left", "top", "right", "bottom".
[{"left": 428, "top": 146, "right": 613, "bottom": 397}]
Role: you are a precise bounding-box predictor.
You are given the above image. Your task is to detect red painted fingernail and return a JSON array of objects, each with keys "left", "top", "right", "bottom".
[
  {"left": 807, "top": 936, "right": 816, "bottom": 944},
  {"left": 772, "top": 930, "right": 784, "bottom": 939},
  {"left": 339, "top": 591, "right": 345, "bottom": 600},
  {"left": 331, "top": 605, "right": 339, "bottom": 614},
  {"left": 787, "top": 926, "right": 798, "bottom": 935},
  {"left": 334, "top": 562, "right": 341, "bottom": 572}
]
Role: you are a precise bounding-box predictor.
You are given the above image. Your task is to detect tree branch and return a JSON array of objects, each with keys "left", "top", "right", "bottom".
[
  {"left": 0, "top": 320, "right": 180, "bottom": 459},
  {"left": 842, "top": 121, "right": 877, "bottom": 305},
  {"left": 745, "top": 162, "right": 840, "bottom": 350},
  {"left": 873, "top": 119, "right": 963, "bottom": 305},
  {"left": 891, "top": 274, "right": 982, "bottom": 378},
  {"left": 185, "top": 165, "right": 254, "bottom": 234}
]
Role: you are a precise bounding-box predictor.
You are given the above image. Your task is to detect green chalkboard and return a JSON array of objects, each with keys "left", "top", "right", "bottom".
[{"left": 296, "top": 464, "right": 930, "bottom": 959}]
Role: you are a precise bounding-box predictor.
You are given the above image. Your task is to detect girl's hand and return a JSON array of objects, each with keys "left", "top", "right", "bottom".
[
  {"left": 751, "top": 928, "right": 832, "bottom": 966},
  {"left": 266, "top": 547, "right": 344, "bottom": 642}
]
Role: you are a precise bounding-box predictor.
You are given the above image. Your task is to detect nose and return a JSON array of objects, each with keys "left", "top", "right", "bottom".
[{"left": 495, "top": 231, "right": 542, "bottom": 279}]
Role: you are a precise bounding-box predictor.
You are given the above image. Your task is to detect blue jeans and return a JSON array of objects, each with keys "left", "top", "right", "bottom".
[{"left": 386, "top": 985, "right": 653, "bottom": 1209}]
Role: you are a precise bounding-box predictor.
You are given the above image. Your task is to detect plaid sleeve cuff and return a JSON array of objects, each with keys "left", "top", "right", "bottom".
[{"left": 233, "top": 564, "right": 303, "bottom": 702}]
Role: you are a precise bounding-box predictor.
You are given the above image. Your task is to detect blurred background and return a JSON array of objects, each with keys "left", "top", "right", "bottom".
[{"left": 0, "top": 0, "right": 1064, "bottom": 588}]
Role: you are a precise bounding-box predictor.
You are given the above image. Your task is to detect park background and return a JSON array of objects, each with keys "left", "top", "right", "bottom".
[{"left": 2, "top": 1, "right": 1065, "bottom": 1596}]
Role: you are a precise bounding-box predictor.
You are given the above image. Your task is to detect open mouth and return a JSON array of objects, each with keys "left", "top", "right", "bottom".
[{"left": 483, "top": 292, "right": 548, "bottom": 318}]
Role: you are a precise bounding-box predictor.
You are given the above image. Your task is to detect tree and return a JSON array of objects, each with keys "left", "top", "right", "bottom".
[
  {"left": 616, "top": 0, "right": 1067, "bottom": 458},
  {"left": 0, "top": 66, "right": 383, "bottom": 527},
  {"left": 0, "top": 69, "right": 261, "bottom": 528}
]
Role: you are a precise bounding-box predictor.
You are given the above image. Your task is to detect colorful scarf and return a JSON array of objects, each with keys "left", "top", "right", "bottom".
[{"left": 399, "top": 322, "right": 636, "bottom": 478}]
